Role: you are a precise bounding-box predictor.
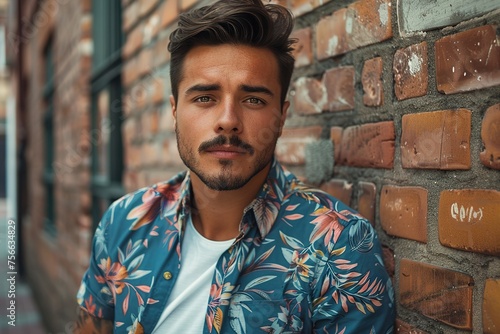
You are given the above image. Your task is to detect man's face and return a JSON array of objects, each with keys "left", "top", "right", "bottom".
[{"left": 171, "top": 44, "right": 289, "bottom": 191}]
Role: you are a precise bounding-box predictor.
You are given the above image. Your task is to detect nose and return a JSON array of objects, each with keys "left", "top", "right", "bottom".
[{"left": 214, "top": 98, "right": 242, "bottom": 134}]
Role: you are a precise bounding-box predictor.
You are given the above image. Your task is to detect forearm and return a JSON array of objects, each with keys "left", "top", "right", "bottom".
[{"left": 73, "top": 308, "right": 114, "bottom": 334}]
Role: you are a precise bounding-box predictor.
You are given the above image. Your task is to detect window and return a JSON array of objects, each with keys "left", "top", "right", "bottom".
[
  {"left": 91, "top": 0, "right": 124, "bottom": 230},
  {"left": 43, "top": 39, "right": 56, "bottom": 234}
]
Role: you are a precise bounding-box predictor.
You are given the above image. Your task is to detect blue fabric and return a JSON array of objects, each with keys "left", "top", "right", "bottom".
[{"left": 77, "top": 159, "right": 395, "bottom": 333}]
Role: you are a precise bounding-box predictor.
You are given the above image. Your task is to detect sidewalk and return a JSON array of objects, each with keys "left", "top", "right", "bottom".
[{"left": 0, "top": 199, "right": 47, "bottom": 333}]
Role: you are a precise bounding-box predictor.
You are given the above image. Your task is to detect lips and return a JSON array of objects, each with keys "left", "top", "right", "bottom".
[{"left": 205, "top": 145, "right": 248, "bottom": 154}]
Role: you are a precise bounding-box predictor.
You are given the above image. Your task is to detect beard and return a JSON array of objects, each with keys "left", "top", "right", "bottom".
[{"left": 176, "top": 130, "right": 277, "bottom": 191}]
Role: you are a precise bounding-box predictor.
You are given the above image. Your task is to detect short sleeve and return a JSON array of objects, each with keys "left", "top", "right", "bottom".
[{"left": 76, "top": 207, "right": 116, "bottom": 320}]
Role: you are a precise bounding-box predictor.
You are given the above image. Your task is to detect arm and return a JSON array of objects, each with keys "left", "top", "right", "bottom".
[{"left": 73, "top": 308, "right": 114, "bottom": 334}]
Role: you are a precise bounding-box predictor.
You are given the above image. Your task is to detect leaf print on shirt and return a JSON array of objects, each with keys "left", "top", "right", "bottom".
[
  {"left": 310, "top": 208, "right": 345, "bottom": 250},
  {"left": 127, "top": 182, "right": 182, "bottom": 230},
  {"left": 348, "top": 219, "right": 374, "bottom": 253}
]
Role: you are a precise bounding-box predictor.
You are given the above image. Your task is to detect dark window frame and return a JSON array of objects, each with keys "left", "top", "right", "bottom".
[
  {"left": 90, "top": 0, "right": 124, "bottom": 231},
  {"left": 43, "top": 37, "right": 56, "bottom": 235}
]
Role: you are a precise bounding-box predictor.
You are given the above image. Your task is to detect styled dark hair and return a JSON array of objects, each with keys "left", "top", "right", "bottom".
[{"left": 168, "top": 0, "right": 296, "bottom": 105}]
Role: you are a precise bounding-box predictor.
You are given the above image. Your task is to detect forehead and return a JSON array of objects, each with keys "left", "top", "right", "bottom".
[{"left": 179, "top": 44, "right": 281, "bottom": 92}]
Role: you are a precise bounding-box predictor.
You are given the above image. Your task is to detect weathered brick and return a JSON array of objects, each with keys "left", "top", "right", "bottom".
[
  {"left": 139, "top": 0, "right": 158, "bottom": 17},
  {"left": 480, "top": 103, "right": 500, "bottom": 170},
  {"left": 123, "top": 22, "right": 144, "bottom": 59},
  {"left": 380, "top": 185, "right": 427, "bottom": 243},
  {"left": 276, "top": 126, "right": 323, "bottom": 165},
  {"left": 439, "top": 189, "right": 500, "bottom": 256},
  {"left": 362, "top": 57, "right": 384, "bottom": 107},
  {"left": 394, "top": 42, "right": 428, "bottom": 100},
  {"left": 395, "top": 319, "right": 428, "bottom": 334},
  {"left": 123, "top": 1, "right": 139, "bottom": 32},
  {"left": 320, "top": 179, "right": 352, "bottom": 206},
  {"left": 153, "top": 36, "right": 171, "bottom": 67},
  {"left": 151, "top": 76, "right": 165, "bottom": 105},
  {"left": 338, "top": 121, "right": 395, "bottom": 168},
  {"left": 292, "top": 77, "right": 326, "bottom": 115},
  {"left": 323, "top": 66, "right": 355, "bottom": 111},
  {"left": 401, "top": 109, "right": 471, "bottom": 170},
  {"left": 137, "top": 47, "right": 153, "bottom": 79},
  {"left": 483, "top": 279, "right": 500, "bottom": 334},
  {"left": 399, "top": 259, "right": 473, "bottom": 330},
  {"left": 329, "top": 126, "right": 343, "bottom": 163},
  {"left": 357, "top": 181, "right": 376, "bottom": 225},
  {"left": 180, "top": 0, "right": 197, "bottom": 11},
  {"left": 160, "top": 0, "right": 178, "bottom": 29},
  {"left": 289, "top": 0, "right": 316, "bottom": 17},
  {"left": 316, "top": 0, "right": 392, "bottom": 60},
  {"left": 291, "top": 27, "right": 313, "bottom": 68},
  {"left": 436, "top": 25, "right": 500, "bottom": 94}
]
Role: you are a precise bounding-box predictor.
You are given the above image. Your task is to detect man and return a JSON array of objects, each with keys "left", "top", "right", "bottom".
[{"left": 75, "top": 0, "right": 396, "bottom": 333}]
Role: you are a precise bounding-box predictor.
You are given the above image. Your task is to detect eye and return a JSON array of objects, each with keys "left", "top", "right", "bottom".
[
  {"left": 194, "top": 96, "right": 213, "bottom": 103},
  {"left": 245, "top": 97, "right": 265, "bottom": 105}
]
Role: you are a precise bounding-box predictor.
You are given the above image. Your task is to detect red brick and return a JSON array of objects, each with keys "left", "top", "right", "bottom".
[
  {"left": 394, "top": 42, "right": 428, "bottom": 100},
  {"left": 480, "top": 103, "right": 500, "bottom": 170},
  {"left": 151, "top": 76, "right": 165, "bottom": 105},
  {"left": 153, "top": 36, "right": 171, "bottom": 68},
  {"left": 291, "top": 27, "right": 313, "bottom": 68},
  {"left": 401, "top": 109, "right": 471, "bottom": 170},
  {"left": 276, "top": 126, "right": 323, "bottom": 165},
  {"left": 123, "top": 22, "right": 144, "bottom": 59},
  {"left": 436, "top": 25, "right": 500, "bottom": 94},
  {"left": 139, "top": 0, "right": 158, "bottom": 17},
  {"left": 357, "top": 181, "right": 376, "bottom": 225},
  {"left": 137, "top": 47, "right": 153, "bottom": 80},
  {"left": 315, "top": 0, "right": 392, "bottom": 60},
  {"left": 180, "top": 0, "right": 197, "bottom": 11},
  {"left": 323, "top": 66, "right": 355, "bottom": 111},
  {"left": 292, "top": 77, "right": 326, "bottom": 115},
  {"left": 338, "top": 121, "right": 395, "bottom": 168},
  {"left": 439, "top": 189, "right": 500, "bottom": 256},
  {"left": 329, "top": 126, "right": 343, "bottom": 163},
  {"left": 395, "top": 319, "right": 428, "bottom": 334},
  {"left": 380, "top": 185, "right": 427, "bottom": 243},
  {"left": 160, "top": 0, "right": 179, "bottom": 29},
  {"left": 362, "top": 57, "right": 384, "bottom": 107},
  {"left": 399, "top": 259, "right": 473, "bottom": 330},
  {"left": 320, "top": 179, "right": 352, "bottom": 206},
  {"left": 123, "top": 1, "right": 139, "bottom": 32},
  {"left": 483, "top": 279, "right": 500, "bottom": 334},
  {"left": 289, "top": 0, "right": 316, "bottom": 17},
  {"left": 123, "top": 57, "right": 139, "bottom": 88}
]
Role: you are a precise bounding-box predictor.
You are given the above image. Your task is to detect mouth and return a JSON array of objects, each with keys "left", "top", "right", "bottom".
[{"left": 204, "top": 145, "right": 248, "bottom": 159}]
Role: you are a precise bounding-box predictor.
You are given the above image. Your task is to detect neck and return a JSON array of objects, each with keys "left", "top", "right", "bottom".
[{"left": 189, "top": 163, "right": 271, "bottom": 241}]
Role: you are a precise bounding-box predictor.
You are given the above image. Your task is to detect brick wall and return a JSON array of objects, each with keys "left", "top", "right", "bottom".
[
  {"left": 19, "top": 0, "right": 500, "bottom": 332},
  {"left": 20, "top": 0, "right": 92, "bottom": 331}
]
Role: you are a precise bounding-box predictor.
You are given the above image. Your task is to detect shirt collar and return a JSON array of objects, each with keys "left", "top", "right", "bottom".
[{"left": 169, "top": 158, "right": 290, "bottom": 239}]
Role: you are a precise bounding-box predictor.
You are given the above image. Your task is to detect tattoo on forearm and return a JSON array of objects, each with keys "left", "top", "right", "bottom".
[{"left": 73, "top": 309, "right": 113, "bottom": 334}]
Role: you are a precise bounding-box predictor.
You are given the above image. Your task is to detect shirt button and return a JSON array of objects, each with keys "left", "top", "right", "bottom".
[{"left": 163, "top": 271, "right": 173, "bottom": 280}]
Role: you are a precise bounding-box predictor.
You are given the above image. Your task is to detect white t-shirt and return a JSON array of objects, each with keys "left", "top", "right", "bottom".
[{"left": 152, "top": 216, "right": 235, "bottom": 333}]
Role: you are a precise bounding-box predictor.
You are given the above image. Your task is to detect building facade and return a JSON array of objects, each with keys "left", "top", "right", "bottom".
[{"left": 11, "top": 0, "right": 500, "bottom": 332}]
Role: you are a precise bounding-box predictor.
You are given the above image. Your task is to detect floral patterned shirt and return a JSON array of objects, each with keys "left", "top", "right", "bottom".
[{"left": 77, "top": 159, "right": 395, "bottom": 333}]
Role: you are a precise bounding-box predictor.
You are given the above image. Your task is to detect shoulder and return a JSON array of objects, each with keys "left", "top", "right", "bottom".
[{"left": 100, "top": 171, "right": 188, "bottom": 233}]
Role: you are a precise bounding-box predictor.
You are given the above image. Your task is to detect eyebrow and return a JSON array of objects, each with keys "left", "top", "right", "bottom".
[
  {"left": 185, "top": 84, "right": 221, "bottom": 95},
  {"left": 240, "top": 85, "right": 274, "bottom": 97},
  {"left": 184, "top": 83, "right": 275, "bottom": 97}
]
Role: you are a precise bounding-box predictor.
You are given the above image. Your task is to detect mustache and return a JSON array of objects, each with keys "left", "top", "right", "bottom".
[{"left": 198, "top": 135, "right": 255, "bottom": 155}]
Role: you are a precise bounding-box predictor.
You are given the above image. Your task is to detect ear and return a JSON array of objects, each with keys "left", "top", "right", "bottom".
[
  {"left": 278, "top": 101, "right": 289, "bottom": 138},
  {"left": 170, "top": 95, "right": 177, "bottom": 129}
]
